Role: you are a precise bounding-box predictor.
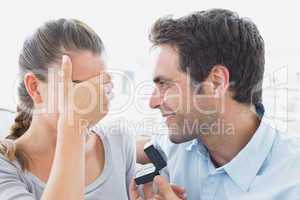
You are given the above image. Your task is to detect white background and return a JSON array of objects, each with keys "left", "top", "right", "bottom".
[{"left": 0, "top": 0, "right": 299, "bottom": 134}]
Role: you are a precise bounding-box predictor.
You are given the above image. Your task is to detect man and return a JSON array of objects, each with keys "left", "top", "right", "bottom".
[{"left": 132, "top": 8, "right": 300, "bottom": 200}]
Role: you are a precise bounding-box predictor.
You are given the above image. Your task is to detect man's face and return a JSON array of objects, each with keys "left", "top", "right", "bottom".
[{"left": 149, "top": 45, "right": 218, "bottom": 143}]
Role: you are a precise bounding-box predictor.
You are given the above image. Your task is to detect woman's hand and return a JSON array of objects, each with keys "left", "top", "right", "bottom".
[
  {"left": 130, "top": 176, "right": 187, "bottom": 200},
  {"left": 58, "top": 55, "right": 110, "bottom": 133}
]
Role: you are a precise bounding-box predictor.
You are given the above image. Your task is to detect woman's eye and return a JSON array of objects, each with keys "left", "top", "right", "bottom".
[
  {"left": 158, "top": 81, "right": 165, "bottom": 86},
  {"left": 158, "top": 81, "right": 169, "bottom": 89},
  {"left": 72, "top": 80, "right": 82, "bottom": 84}
]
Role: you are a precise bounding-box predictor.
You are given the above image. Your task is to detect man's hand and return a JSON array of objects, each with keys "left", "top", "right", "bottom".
[
  {"left": 130, "top": 176, "right": 187, "bottom": 200},
  {"left": 153, "top": 176, "right": 187, "bottom": 200},
  {"left": 136, "top": 137, "right": 151, "bottom": 164}
]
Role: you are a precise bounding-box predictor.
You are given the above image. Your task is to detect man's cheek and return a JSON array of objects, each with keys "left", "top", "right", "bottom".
[{"left": 164, "top": 91, "right": 182, "bottom": 112}]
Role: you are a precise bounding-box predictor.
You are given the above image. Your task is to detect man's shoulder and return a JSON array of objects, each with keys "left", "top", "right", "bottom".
[
  {"left": 262, "top": 120, "right": 300, "bottom": 150},
  {"left": 272, "top": 130, "right": 300, "bottom": 155},
  {"left": 260, "top": 121, "right": 300, "bottom": 157},
  {"left": 263, "top": 129, "right": 300, "bottom": 173}
]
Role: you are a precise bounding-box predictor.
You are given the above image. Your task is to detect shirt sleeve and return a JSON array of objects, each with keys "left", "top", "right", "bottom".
[
  {"left": 150, "top": 134, "right": 170, "bottom": 157},
  {"left": 0, "top": 156, "right": 35, "bottom": 200}
]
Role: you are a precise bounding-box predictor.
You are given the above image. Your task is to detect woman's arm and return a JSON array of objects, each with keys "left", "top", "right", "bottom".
[
  {"left": 41, "top": 121, "right": 86, "bottom": 200},
  {"left": 41, "top": 56, "right": 87, "bottom": 200},
  {"left": 41, "top": 126, "right": 86, "bottom": 200},
  {"left": 42, "top": 55, "right": 108, "bottom": 200}
]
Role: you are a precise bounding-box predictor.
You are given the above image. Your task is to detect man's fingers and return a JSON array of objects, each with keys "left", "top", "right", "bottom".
[
  {"left": 175, "top": 192, "right": 187, "bottom": 200},
  {"left": 171, "top": 185, "right": 187, "bottom": 200},
  {"left": 171, "top": 185, "right": 186, "bottom": 194},
  {"left": 129, "top": 179, "right": 141, "bottom": 200},
  {"left": 154, "top": 176, "right": 179, "bottom": 200},
  {"left": 153, "top": 194, "right": 164, "bottom": 200},
  {"left": 143, "top": 182, "right": 154, "bottom": 199}
]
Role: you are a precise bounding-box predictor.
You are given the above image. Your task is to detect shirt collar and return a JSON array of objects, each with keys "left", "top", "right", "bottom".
[
  {"left": 223, "top": 120, "right": 276, "bottom": 192},
  {"left": 186, "top": 103, "right": 277, "bottom": 192},
  {"left": 185, "top": 138, "right": 208, "bottom": 156}
]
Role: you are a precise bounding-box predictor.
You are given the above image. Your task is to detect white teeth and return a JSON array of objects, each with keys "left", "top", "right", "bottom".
[
  {"left": 107, "top": 91, "right": 114, "bottom": 100},
  {"left": 104, "top": 83, "right": 112, "bottom": 93},
  {"left": 104, "top": 83, "right": 114, "bottom": 100}
]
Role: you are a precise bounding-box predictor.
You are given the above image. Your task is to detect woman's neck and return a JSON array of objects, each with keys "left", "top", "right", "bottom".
[
  {"left": 15, "top": 115, "right": 100, "bottom": 171},
  {"left": 15, "top": 116, "right": 57, "bottom": 157}
]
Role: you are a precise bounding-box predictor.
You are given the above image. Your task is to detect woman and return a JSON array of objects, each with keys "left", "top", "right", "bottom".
[{"left": 0, "top": 19, "right": 135, "bottom": 200}]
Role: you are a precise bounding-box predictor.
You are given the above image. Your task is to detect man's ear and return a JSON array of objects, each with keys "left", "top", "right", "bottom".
[
  {"left": 209, "top": 65, "right": 230, "bottom": 97},
  {"left": 23, "top": 73, "right": 43, "bottom": 104}
]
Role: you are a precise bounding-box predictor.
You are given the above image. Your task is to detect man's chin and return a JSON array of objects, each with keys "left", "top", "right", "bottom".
[
  {"left": 168, "top": 132, "right": 196, "bottom": 144},
  {"left": 166, "top": 121, "right": 196, "bottom": 144}
]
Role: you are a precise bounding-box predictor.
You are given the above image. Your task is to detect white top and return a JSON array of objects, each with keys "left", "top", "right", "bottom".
[{"left": 0, "top": 122, "right": 136, "bottom": 200}]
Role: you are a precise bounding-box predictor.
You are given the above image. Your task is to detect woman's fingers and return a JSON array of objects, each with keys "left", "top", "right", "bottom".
[
  {"left": 59, "top": 55, "right": 73, "bottom": 117},
  {"left": 62, "top": 55, "right": 72, "bottom": 97},
  {"left": 62, "top": 55, "right": 72, "bottom": 80}
]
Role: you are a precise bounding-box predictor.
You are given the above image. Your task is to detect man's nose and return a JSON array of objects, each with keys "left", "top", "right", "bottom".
[{"left": 149, "top": 88, "right": 163, "bottom": 109}]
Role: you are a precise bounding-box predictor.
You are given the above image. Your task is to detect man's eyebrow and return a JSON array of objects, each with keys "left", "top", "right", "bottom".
[{"left": 153, "top": 76, "right": 172, "bottom": 83}]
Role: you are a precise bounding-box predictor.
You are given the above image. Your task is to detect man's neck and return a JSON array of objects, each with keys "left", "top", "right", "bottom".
[{"left": 199, "top": 104, "right": 261, "bottom": 167}]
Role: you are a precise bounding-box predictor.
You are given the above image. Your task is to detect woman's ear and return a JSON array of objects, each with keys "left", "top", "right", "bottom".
[{"left": 23, "top": 73, "right": 43, "bottom": 104}]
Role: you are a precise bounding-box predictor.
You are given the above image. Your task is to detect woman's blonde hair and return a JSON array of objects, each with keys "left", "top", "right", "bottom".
[{"left": 0, "top": 18, "right": 104, "bottom": 170}]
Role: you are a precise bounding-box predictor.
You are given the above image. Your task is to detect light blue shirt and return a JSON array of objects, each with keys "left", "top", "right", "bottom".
[{"left": 151, "top": 120, "right": 300, "bottom": 200}]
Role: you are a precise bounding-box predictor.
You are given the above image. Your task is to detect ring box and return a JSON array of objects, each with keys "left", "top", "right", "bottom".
[{"left": 135, "top": 143, "right": 167, "bottom": 185}]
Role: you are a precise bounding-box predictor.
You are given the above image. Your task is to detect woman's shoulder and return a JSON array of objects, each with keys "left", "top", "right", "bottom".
[
  {"left": 91, "top": 119, "right": 136, "bottom": 160},
  {"left": 0, "top": 153, "right": 24, "bottom": 180},
  {"left": 91, "top": 119, "right": 136, "bottom": 172},
  {"left": 0, "top": 140, "right": 30, "bottom": 183},
  {"left": 91, "top": 119, "right": 135, "bottom": 145},
  {"left": 0, "top": 149, "right": 35, "bottom": 198}
]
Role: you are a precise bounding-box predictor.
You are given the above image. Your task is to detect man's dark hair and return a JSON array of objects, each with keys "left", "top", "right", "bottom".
[{"left": 149, "top": 8, "right": 265, "bottom": 105}]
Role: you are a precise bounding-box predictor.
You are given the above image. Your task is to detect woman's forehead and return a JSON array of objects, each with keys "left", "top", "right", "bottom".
[{"left": 70, "top": 51, "right": 106, "bottom": 82}]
